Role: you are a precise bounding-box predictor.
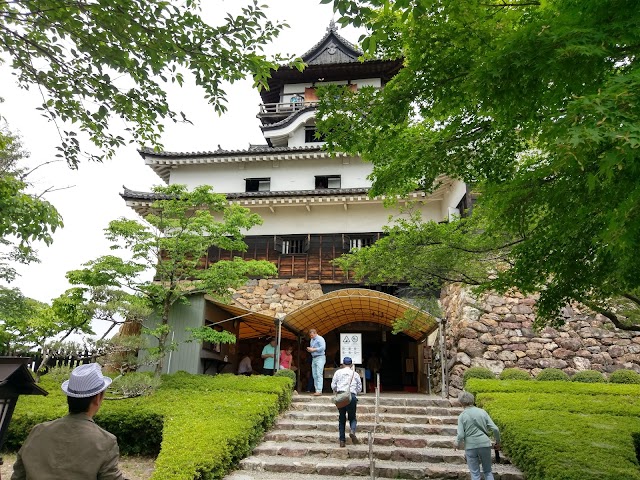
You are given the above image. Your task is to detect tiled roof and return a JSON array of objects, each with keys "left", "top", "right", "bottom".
[
  {"left": 121, "top": 187, "right": 371, "bottom": 202},
  {"left": 139, "top": 144, "right": 323, "bottom": 159}
]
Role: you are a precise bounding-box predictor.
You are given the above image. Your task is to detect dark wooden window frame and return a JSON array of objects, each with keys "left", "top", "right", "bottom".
[{"left": 245, "top": 177, "right": 271, "bottom": 192}]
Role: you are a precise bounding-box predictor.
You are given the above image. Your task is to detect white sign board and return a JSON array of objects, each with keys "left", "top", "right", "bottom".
[{"left": 339, "top": 333, "right": 363, "bottom": 365}]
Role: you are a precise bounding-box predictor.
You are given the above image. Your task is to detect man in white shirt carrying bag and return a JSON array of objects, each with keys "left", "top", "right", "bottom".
[{"left": 331, "top": 357, "right": 363, "bottom": 447}]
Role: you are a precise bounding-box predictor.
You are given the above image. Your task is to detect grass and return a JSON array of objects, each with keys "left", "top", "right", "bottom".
[{"left": 466, "top": 379, "right": 640, "bottom": 480}]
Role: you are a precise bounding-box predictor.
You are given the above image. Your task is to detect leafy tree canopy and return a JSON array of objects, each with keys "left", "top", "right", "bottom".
[
  {"left": 0, "top": 126, "right": 62, "bottom": 283},
  {"left": 0, "top": 0, "right": 298, "bottom": 166},
  {"left": 66, "top": 184, "right": 278, "bottom": 376},
  {"left": 320, "top": 0, "right": 640, "bottom": 329},
  {"left": 0, "top": 286, "right": 94, "bottom": 354}
]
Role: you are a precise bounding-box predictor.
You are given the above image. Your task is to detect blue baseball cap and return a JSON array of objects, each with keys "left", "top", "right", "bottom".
[{"left": 343, "top": 357, "right": 353, "bottom": 365}]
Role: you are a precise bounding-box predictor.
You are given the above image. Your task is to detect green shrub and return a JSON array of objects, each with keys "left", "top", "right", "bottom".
[
  {"left": 610, "top": 369, "right": 640, "bottom": 384},
  {"left": 572, "top": 370, "right": 606, "bottom": 383},
  {"left": 466, "top": 379, "right": 640, "bottom": 480},
  {"left": 108, "top": 372, "right": 160, "bottom": 398},
  {"left": 274, "top": 369, "right": 296, "bottom": 390},
  {"left": 466, "top": 379, "right": 640, "bottom": 396},
  {"left": 632, "top": 433, "right": 640, "bottom": 464},
  {"left": 463, "top": 367, "right": 495, "bottom": 385},
  {"left": 43, "top": 366, "right": 72, "bottom": 384},
  {"left": 536, "top": 368, "right": 570, "bottom": 381},
  {"left": 499, "top": 368, "right": 530, "bottom": 381},
  {"left": 96, "top": 407, "right": 163, "bottom": 456},
  {"left": 6, "top": 371, "right": 292, "bottom": 479}
]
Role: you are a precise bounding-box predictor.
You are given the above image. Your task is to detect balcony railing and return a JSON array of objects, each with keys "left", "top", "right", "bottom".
[{"left": 258, "top": 101, "right": 318, "bottom": 118}]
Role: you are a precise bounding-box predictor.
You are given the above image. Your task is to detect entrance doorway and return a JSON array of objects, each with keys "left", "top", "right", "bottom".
[{"left": 319, "top": 323, "right": 418, "bottom": 393}]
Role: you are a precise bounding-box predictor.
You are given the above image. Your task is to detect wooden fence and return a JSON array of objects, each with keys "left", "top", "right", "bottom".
[{"left": 0, "top": 347, "right": 103, "bottom": 373}]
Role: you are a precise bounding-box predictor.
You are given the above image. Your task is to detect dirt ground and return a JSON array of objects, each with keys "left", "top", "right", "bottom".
[{"left": 0, "top": 453, "right": 155, "bottom": 479}]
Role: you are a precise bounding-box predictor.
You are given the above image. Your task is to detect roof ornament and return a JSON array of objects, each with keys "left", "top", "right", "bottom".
[
  {"left": 327, "top": 41, "right": 337, "bottom": 55},
  {"left": 327, "top": 19, "right": 337, "bottom": 33}
]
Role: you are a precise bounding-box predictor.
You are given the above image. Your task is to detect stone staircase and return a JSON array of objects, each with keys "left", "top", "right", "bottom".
[{"left": 225, "top": 393, "right": 524, "bottom": 480}]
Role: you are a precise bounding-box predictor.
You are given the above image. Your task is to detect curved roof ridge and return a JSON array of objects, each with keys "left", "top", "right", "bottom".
[
  {"left": 260, "top": 106, "right": 317, "bottom": 131},
  {"left": 301, "top": 23, "right": 363, "bottom": 64}
]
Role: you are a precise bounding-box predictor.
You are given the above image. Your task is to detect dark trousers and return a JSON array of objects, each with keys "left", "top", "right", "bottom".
[
  {"left": 262, "top": 368, "right": 274, "bottom": 376},
  {"left": 338, "top": 394, "right": 358, "bottom": 441}
]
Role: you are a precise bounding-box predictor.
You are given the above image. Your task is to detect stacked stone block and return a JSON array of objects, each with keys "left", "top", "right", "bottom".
[{"left": 441, "top": 285, "right": 640, "bottom": 397}]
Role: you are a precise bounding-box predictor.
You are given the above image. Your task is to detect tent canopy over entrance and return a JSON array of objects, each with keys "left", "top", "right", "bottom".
[
  {"left": 283, "top": 288, "right": 438, "bottom": 340},
  {"left": 204, "top": 296, "right": 297, "bottom": 340}
]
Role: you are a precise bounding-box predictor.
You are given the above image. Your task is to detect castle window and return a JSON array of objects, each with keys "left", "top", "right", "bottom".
[
  {"left": 245, "top": 178, "right": 270, "bottom": 192},
  {"left": 315, "top": 175, "right": 341, "bottom": 189},
  {"left": 305, "top": 126, "right": 325, "bottom": 143},
  {"left": 344, "top": 235, "right": 375, "bottom": 251},
  {"left": 275, "top": 235, "right": 310, "bottom": 255}
]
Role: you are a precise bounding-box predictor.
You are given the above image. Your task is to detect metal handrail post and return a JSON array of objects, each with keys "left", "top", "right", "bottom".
[{"left": 369, "top": 431, "right": 375, "bottom": 480}]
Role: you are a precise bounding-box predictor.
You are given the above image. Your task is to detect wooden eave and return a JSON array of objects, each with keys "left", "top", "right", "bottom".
[
  {"left": 122, "top": 187, "right": 452, "bottom": 217},
  {"left": 141, "top": 149, "right": 345, "bottom": 184},
  {"left": 259, "top": 59, "right": 404, "bottom": 105}
]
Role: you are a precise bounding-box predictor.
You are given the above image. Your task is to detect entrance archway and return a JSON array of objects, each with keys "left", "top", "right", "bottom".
[{"left": 283, "top": 288, "right": 438, "bottom": 392}]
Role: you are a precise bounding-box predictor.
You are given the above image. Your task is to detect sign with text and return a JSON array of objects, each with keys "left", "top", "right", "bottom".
[{"left": 339, "top": 333, "right": 363, "bottom": 365}]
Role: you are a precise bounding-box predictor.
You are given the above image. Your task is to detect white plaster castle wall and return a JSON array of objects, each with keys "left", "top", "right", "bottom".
[
  {"left": 287, "top": 125, "right": 309, "bottom": 147},
  {"left": 168, "top": 156, "right": 372, "bottom": 192},
  {"left": 280, "top": 78, "right": 382, "bottom": 103},
  {"left": 239, "top": 201, "right": 445, "bottom": 235},
  {"left": 440, "top": 180, "right": 467, "bottom": 219}
]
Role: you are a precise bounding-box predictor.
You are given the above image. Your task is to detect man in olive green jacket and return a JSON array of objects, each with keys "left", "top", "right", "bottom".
[{"left": 12, "top": 363, "right": 125, "bottom": 480}]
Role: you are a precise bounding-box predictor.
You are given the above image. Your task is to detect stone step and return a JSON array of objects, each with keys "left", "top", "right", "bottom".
[
  {"left": 225, "top": 474, "right": 369, "bottom": 480},
  {"left": 292, "top": 394, "right": 455, "bottom": 408},
  {"left": 264, "top": 429, "right": 456, "bottom": 449},
  {"left": 282, "top": 411, "right": 458, "bottom": 425},
  {"left": 290, "top": 402, "right": 462, "bottom": 416},
  {"left": 275, "top": 419, "right": 458, "bottom": 436},
  {"left": 254, "top": 441, "right": 467, "bottom": 464},
  {"left": 237, "top": 455, "right": 524, "bottom": 480}
]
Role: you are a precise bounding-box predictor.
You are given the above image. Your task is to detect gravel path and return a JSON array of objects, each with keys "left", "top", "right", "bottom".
[{"left": 0, "top": 453, "right": 155, "bottom": 479}]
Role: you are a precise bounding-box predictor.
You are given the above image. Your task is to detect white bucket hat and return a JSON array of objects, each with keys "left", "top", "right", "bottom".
[{"left": 61, "top": 363, "right": 112, "bottom": 398}]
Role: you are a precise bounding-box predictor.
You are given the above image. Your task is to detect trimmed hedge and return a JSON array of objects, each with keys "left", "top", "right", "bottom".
[
  {"left": 467, "top": 379, "right": 640, "bottom": 396},
  {"left": 536, "top": 368, "right": 570, "bottom": 381},
  {"left": 499, "top": 368, "right": 530, "bottom": 381},
  {"left": 463, "top": 367, "right": 495, "bottom": 385},
  {"left": 572, "top": 370, "right": 606, "bottom": 383},
  {"left": 610, "top": 369, "right": 640, "bottom": 384},
  {"left": 466, "top": 379, "right": 640, "bottom": 480},
  {"left": 274, "top": 369, "right": 296, "bottom": 390},
  {"left": 6, "top": 372, "right": 292, "bottom": 479}
]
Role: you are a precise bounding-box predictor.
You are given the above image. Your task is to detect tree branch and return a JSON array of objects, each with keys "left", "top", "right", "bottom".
[{"left": 591, "top": 305, "right": 640, "bottom": 332}]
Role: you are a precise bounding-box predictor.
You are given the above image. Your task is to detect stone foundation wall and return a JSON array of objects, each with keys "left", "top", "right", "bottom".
[
  {"left": 231, "top": 278, "right": 324, "bottom": 317},
  {"left": 441, "top": 284, "right": 640, "bottom": 398}
]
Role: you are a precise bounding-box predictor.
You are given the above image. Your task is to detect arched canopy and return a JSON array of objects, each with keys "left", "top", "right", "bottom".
[{"left": 283, "top": 288, "right": 438, "bottom": 340}]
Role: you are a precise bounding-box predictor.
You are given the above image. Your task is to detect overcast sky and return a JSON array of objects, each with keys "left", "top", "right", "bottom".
[{"left": 1, "top": 0, "right": 363, "bottom": 322}]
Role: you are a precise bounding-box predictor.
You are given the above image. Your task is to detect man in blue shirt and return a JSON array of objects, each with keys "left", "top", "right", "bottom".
[
  {"left": 306, "top": 328, "right": 326, "bottom": 395},
  {"left": 261, "top": 338, "right": 277, "bottom": 375}
]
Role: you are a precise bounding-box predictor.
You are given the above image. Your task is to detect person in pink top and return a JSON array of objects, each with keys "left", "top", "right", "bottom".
[{"left": 279, "top": 345, "right": 294, "bottom": 369}]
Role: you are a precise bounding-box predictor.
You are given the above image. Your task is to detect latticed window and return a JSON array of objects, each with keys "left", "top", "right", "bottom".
[
  {"left": 275, "top": 235, "right": 310, "bottom": 254},
  {"left": 342, "top": 235, "right": 376, "bottom": 251}
]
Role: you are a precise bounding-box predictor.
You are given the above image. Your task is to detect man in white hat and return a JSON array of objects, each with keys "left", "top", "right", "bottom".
[{"left": 11, "top": 362, "right": 125, "bottom": 480}]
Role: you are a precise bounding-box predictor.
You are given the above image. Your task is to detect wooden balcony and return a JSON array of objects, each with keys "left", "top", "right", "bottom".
[{"left": 257, "top": 101, "right": 318, "bottom": 119}]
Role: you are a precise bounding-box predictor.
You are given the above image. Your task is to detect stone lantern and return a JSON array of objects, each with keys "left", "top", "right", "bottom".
[{"left": 0, "top": 357, "right": 47, "bottom": 476}]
